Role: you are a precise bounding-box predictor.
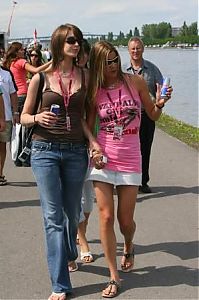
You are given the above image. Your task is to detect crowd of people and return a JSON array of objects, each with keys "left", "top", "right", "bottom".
[{"left": 0, "top": 23, "right": 172, "bottom": 300}]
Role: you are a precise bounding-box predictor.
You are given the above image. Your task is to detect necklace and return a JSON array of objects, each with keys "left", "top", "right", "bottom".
[
  {"left": 105, "top": 80, "right": 120, "bottom": 90},
  {"left": 60, "top": 65, "right": 74, "bottom": 78}
]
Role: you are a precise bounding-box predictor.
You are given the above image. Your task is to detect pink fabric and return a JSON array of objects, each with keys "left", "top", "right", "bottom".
[
  {"left": 96, "top": 83, "right": 142, "bottom": 173},
  {"left": 10, "top": 58, "right": 28, "bottom": 95}
]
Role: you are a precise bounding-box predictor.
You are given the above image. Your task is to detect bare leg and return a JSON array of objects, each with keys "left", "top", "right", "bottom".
[
  {"left": 94, "top": 181, "right": 120, "bottom": 284},
  {"left": 78, "top": 213, "right": 94, "bottom": 262},
  {"left": 117, "top": 185, "right": 138, "bottom": 271},
  {"left": 0, "top": 142, "right": 6, "bottom": 176}
]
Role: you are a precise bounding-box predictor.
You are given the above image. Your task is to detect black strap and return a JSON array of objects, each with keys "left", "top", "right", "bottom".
[
  {"left": 25, "top": 72, "right": 44, "bottom": 144},
  {"left": 33, "top": 72, "right": 44, "bottom": 114}
]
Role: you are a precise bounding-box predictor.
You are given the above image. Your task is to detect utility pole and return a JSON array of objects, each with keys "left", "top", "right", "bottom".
[{"left": 7, "top": 1, "right": 18, "bottom": 37}]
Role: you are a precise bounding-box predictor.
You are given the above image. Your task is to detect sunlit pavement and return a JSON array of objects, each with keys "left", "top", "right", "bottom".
[{"left": 0, "top": 129, "right": 198, "bottom": 299}]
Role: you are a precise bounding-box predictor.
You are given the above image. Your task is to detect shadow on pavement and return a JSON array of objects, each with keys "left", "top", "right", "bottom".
[
  {"left": 72, "top": 264, "right": 198, "bottom": 298},
  {"left": 0, "top": 199, "right": 40, "bottom": 209},
  {"left": 7, "top": 181, "right": 37, "bottom": 187},
  {"left": 89, "top": 239, "right": 198, "bottom": 262},
  {"left": 137, "top": 185, "right": 198, "bottom": 202}
]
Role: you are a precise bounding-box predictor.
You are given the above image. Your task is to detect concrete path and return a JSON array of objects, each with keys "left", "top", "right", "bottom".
[{"left": 0, "top": 129, "right": 198, "bottom": 300}]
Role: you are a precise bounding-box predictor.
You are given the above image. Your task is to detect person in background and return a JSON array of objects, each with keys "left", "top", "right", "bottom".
[
  {"left": 0, "top": 48, "right": 5, "bottom": 66},
  {"left": 0, "top": 88, "right": 6, "bottom": 132},
  {"left": 127, "top": 37, "right": 163, "bottom": 193},
  {"left": 27, "top": 47, "right": 43, "bottom": 81},
  {"left": 75, "top": 38, "right": 94, "bottom": 264},
  {"left": 3, "top": 42, "right": 51, "bottom": 166},
  {"left": 0, "top": 66, "right": 19, "bottom": 185},
  {"left": 86, "top": 41, "right": 172, "bottom": 298},
  {"left": 20, "top": 23, "right": 100, "bottom": 300}
]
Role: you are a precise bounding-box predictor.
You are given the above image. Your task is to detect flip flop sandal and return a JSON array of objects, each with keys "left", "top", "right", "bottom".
[
  {"left": 121, "top": 247, "right": 135, "bottom": 273},
  {"left": 0, "top": 175, "right": 7, "bottom": 186},
  {"left": 80, "top": 251, "right": 94, "bottom": 263},
  {"left": 102, "top": 280, "right": 121, "bottom": 298},
  {"left": 68, "top": 260, "right": 78, "bottom": 272},
  {"left": 48, "top": 292, "right": 66, "bottom": 300}
]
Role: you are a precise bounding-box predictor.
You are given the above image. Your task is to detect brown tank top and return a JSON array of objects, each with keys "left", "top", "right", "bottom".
[{"left": 32, "top": 69, "right": 87, "bottom": 143}]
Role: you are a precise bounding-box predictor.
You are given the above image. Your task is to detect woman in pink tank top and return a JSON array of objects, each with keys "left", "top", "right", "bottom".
[{"left": 86, "top": 41, "right": 172, "bottom": 298}]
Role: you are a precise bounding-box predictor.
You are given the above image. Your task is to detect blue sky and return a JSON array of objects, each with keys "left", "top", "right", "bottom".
[{"left": 0, "top": 0, "right": 198, "bottom": 38}]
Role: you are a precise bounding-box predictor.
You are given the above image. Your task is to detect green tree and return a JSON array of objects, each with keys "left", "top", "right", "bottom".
[
  {"left": 126, "top": 29, "right": 133, "bottom": 40},
  {"left": 107, "top": 32, "right": 113, "bottom": 41},
  {"left": 180, "top": 21, "right": 189, "bottom": 36},
  {"left": 133, "top": 27, "right": 140, "bottom": 37},
  {"left": 188, "top": 22, "right": 198, "bottom": 35}
]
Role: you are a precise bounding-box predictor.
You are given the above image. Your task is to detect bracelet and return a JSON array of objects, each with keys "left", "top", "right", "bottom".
[
  {"left": 13, "top": 111, "right": 19, "bottom": 115},
  {"left": 155, "top": 103, "right": 165, "bottom": 109}
]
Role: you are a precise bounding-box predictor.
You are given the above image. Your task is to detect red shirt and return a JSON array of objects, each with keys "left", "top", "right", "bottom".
[{"left": 10, "top": 58, "right": 27, "bottom": 96}]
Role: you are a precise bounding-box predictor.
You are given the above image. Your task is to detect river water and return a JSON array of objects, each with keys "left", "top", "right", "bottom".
[{"left": 119, "top": 47, "right": 198, "bottom": 128}]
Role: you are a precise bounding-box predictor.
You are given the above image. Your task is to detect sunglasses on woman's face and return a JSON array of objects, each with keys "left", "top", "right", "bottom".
[
  {"left": 106, "top": 56, "right": 119, "bottom": 66},
  {"left": 30, "top": 54, "right": 38, "bottom": 57},
  {"left": 65, "top": 36, "right": 81, "bottom": 45}
]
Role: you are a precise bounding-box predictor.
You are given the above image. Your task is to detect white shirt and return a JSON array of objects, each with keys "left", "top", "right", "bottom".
[{"left": 0, "top": 68, "right": 16, "bottom": 121}]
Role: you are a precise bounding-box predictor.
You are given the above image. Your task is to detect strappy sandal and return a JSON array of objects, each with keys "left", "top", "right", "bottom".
[
  {"left": 0, "top": 175, "right": 7, "bottom": 186},
  {"left": 121, "top": 246, "right": 135, "bottom": 273},
  {"left": 102, "top": 280, "right": 121, "bottom": 298},
  {"left": 80, "top": 251, "right": 94, "bottom": 263},
  {"left": 48, "top": 292, "right": 66, "bottom": 300},
  {"left": 68, "top": 260, "right": 78, "bottom": 272}
]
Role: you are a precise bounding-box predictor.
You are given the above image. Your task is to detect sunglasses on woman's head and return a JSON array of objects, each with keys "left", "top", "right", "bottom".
[
  {"left": 106, "top": 56, "right": 119, "bottom": 66},
  {"left": 65, "top": 36, "right": 81, "bottom": 45}
]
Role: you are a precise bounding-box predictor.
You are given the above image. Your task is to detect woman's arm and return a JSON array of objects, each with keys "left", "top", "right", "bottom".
[
  {"left": 24, "top": 60, "right": 51, "bottom": 75},
  {"left": 134, "top": 75, "right": 172, "bottom": 121},
  {"left": 20, "top": 73, "right": 57, "bottom": 127},
  {"left": 0, "top": 94, "right": 6, "bottom": 132}
]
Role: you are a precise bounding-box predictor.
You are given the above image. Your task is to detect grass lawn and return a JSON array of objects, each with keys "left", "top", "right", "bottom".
[{"left": 157, "top": 113, "right": 199, "bottom": 150}]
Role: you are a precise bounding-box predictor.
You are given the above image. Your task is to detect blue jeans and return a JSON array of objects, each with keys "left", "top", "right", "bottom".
[{"left": 31, "top": 140, "right": 88, "bottom": 293}]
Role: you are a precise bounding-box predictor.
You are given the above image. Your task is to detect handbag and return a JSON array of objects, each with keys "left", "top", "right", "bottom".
[
  {"left": 18, "top": 72, "right": 44, "bottom": 163},
  {"left": 11, "top": 123, "right": 22, "bottom": 161}
]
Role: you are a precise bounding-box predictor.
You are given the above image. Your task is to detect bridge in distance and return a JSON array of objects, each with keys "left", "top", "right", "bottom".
[{"left": 8, "top": 32, "right": 119, "bottom": 47}]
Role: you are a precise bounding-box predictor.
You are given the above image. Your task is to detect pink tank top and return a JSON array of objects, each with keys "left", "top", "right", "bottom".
[{"left": 96, "top": 82, "right": 142, "bottom": 173}]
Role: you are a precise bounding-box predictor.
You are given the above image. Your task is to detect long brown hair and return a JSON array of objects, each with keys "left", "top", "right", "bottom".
[
  {"left": 87, "top": 41, "right": 123, "bottom": 106},
  {"left": 50, "top": 23, "right": 83, "bottom": 71},
  {"left": 3, "top": 42, "right": 23, "bottom": 69}
]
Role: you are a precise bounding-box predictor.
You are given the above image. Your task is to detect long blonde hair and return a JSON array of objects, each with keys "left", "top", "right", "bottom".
[
  {"left": 50, "top": 23, "right": 83, "bottom": 71},
  {"left": 87, "top": 41, "right": 123, "bottom": 107}
]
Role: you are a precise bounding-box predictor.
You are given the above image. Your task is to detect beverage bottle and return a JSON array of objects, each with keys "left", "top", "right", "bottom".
[{"left": 161, "top": 77, "right": 170, "bottom": 99}]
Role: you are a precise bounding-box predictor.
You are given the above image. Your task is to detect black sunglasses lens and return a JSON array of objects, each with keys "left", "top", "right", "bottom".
[{"left": 66, "top": 36, "right": 81, "bottom": 45}]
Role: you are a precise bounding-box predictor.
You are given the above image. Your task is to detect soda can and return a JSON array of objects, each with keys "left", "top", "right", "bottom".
[
  {"left": 50, "top": 104, "right": 60, "bottom": 115},
  {"left": 161, "top": 77, "right": 170, "bottom": 99}
]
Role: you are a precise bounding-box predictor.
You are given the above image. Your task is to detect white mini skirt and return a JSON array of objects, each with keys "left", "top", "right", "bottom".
[{"left": 87, "top": 167, "right": 141, "bottom": 186}]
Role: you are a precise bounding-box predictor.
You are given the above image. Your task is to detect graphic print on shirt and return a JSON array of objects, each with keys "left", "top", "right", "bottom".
[{"left": 98, "top": 88, "right": 141, "bottom": 136}]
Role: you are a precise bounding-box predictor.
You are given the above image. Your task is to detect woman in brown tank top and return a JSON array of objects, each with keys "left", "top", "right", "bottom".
[{"left": 21, "top": 24, "right": 101, "bottom": 300}]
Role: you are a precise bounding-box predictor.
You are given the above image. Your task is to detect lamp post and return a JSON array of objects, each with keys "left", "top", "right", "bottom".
[{"left": 7, "top": 1, "right": 18, "bottom": 37}]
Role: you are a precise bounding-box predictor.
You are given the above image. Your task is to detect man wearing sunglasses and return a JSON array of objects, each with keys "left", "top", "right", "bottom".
[{"left": 127, "top": 37, "right": 163, "bottom": 193}]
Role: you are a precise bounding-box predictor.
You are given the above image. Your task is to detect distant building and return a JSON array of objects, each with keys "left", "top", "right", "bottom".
[{"left": 172, "top": 27, "right": 181, "bottom": 37}]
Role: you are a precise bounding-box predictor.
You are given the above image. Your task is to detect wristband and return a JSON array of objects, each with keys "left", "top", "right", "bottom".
[{"left": 155, "top": 103, "right": 165, "bottom": 109}]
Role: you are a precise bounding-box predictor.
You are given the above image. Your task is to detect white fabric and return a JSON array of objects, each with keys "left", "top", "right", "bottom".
[
  {"left": 87, "top": 167, "right": 141, "bottom": 186},
  {"left": 0, "top": 68, "right": 16, "bottom": 121},
  {"left": 10, "top": 124, "right": 21, "bottom": 161}
]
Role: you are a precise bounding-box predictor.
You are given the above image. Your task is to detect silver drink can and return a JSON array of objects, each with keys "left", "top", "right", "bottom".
[
  {"left": 50, "top": 104, "right": 60, "bottom": 115},
  {"left": 161, "top": 77, "right": 170, "bottom": 99}
]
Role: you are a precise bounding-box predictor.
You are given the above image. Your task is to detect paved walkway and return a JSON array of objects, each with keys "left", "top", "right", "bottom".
[{"left": 0, "top": 129, "right": 198, "bottom": 300}]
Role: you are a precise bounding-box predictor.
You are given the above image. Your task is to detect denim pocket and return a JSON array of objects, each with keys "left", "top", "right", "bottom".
[{"left": 31, "top": 141, "right": 50, "bottom": 154}]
